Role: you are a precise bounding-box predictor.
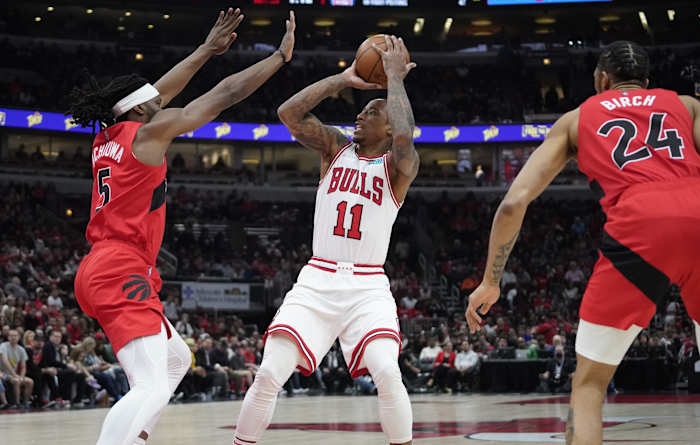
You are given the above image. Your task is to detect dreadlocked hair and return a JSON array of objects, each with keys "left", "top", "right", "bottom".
[
  {"left": 597, "top": 41, "right": 650, "bottom": 86},
  {"left": 65, "top": 70, "right": 149, "bottom": 130}
]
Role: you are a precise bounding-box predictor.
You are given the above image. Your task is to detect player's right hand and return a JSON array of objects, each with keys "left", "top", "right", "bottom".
[
  {"left": 341, "top": 61, "right": 383, "bottom": 90},
  {"left": 465, "top": 283, "right": 500, "bottom": 334},
  {"left": 278, "top": 11, "right": 296, "bottom": 63},
  {"left": 373, "top": 35, "right": 416, "bottom": 81}
]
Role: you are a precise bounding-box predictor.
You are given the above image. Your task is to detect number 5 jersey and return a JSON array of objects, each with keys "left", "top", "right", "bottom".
[{"left": 86, "top": 121, "right": 167, "bottom": 265}]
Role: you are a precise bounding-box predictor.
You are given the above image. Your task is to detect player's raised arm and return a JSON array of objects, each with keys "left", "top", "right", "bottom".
[
  {"left": 154, "top": 8, "right": 245, "bottom": 108},
  {"left": 374, "top": 35, "right": 419, "bottom": 202},
  {"left": 134, "top": 11, "right": 296, "bottom": 165},
  {"left": 465, "top": 110, "right": 578, "bottom": 333},
  {"left": 277, "top": 60, "right": 382, "bottom": 158}
]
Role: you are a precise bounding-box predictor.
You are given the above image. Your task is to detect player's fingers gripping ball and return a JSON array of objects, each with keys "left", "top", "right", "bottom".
[{"left": 354, "top": 34, "right": 411, "bottom": 88}]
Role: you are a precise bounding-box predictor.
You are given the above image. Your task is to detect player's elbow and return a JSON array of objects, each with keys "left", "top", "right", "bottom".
[
  {"left": 392, "top": 133, "right": 413, "bottom": 149},
  {"left": 277, "top": 102, "right": 295, "bottom": 126}
]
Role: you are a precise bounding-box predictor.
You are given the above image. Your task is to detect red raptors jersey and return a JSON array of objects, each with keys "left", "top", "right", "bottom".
[
  {"left": 578, "top": 88, "right": 700, "bottom": 214},
  {"left": 86, "top": 121, "right": 167, "bottom": 264}
]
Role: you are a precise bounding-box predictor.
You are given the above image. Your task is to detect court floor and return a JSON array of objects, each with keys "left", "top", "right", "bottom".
[{"left": 3, "top": 393, "right": 700, "bottom": 444}]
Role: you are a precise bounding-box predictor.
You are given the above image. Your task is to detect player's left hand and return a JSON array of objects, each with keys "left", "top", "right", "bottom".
[
  {"left": 465, "top": 283, "right": 500, "bottom": 334},
  {"left": 203, "top": 8, "right": 245, "bottom": 55},
  {"left": 373, "top": 35, "right": 416, "bottom": 81}
]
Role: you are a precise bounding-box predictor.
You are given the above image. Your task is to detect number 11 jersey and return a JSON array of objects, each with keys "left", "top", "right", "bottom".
[
  {"left": 86, "top": 121, "right": 167, "bottom": 265},
  {"left": 578, "top": 88, "right": 700, "bottom": 215},
  {"left": 313, "top": 143, "right": 401, "bottom": 266}
]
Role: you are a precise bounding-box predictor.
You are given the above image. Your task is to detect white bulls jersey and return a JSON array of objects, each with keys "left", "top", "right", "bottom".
[{"left": 312, "top": 142, "right": 401, "bottom": 265}]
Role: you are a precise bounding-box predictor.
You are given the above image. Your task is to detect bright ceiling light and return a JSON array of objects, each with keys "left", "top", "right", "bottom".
[
  {"left": 34, "top": 16, "right": 42, "bottom": 22},
  {"left": 443, "top": 17, "right": 453, "bottom": 34},
  {"left": 313, "top": 18, "right": 335, "bottom": 27},
  {"left": 377, "top": 19, "right": 398, "bottom": 28},
  {"left": 535, "top": 28, "right": 552, "bottom": 35},
  {"left": 413, "top": 17, "right": 425, "bottom": 34},
  {"left": 86, "top": 9, "right": 94, "bottom": 14},
  {"left": 638, "top": 11, "right": 649, "bottom": 30},
  {"left": 117, "top": 25, "right": 125, "bottom": 31},
  {"left": 534, "top": 17, "right": 556, "bottom": 25},
  {"left": 125, "top": 11, "right": 132, "bottom": 17},
  {"left": 471, "top": 19, "right": 491, "bottom": 26},
  {"left": 163, "top": 14, "right": 170, "bottom": 20},
  {"left": 667, "top": 9, "right": 675, "bottom": 22},
  {"left": 543, "top": 58, "right": 551, "bottom": 65},
  {"left": 473, "top": 31, "right": 492, "bottom": 36},
  {"left": 135, "top": 53, "right": 144, "bottom": 61},
  {"left": 47, "top": 6, "right": 54, "bottom": 12},
  {"left": 599, "top": 15, "right": 620, "bottom": 22},
  {"left": 250, "top": 18, "right": 272, "bottom": 26}
]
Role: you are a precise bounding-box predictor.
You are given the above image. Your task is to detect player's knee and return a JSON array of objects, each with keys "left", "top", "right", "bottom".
[
  {"left": 370, "top": 362, "right": 403, "bottom": 395},
  {"left": 254, "top": 364, "right": 288, "bottom": 396}
]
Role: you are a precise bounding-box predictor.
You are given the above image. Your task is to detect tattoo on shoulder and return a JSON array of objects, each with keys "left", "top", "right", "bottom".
[{"left": 490, "top": 232, "right": 519, "bottom": 286}]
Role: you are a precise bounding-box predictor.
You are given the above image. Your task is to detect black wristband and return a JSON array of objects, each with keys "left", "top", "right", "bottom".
[{"left": 278, "top": 48, "right": 290, "bottom": 64}]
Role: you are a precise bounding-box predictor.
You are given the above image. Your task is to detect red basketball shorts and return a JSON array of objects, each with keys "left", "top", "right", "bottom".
[
  {"left": 75, "top": 240, "right": 170, "bottom": 355},
  {"left": 580, "top": 177, "right": 700, "bottom": 330}
]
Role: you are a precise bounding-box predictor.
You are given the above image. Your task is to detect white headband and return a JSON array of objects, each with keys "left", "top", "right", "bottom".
[{"left": 111, "top": 83, "right": 160, "bottom": 117}]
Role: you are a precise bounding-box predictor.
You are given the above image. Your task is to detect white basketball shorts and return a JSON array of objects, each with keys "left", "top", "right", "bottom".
[{"left": 264, "top": 257, "right": 401, "bottom": 378}]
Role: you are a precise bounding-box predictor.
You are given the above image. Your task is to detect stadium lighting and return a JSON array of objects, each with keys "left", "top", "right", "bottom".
[
  {"left": 47, "top": 6, "right": 54, "bottom": 11},
  {"left": 413, "top": 17, "right": 425, "bottom": 34},
  {"left": 473, "top": 30, "right": 492, "bottom": 36},
  {"left": 667, "top": 10, "right": 675, "bottom": 22},
  {"left": 443, "top": 18, "right": 453, "bottom": 34},
  {"left": 338, "top": 59, "right": 347, "bottom": 68},
  {"left": 535, "top": 28, "right": 552, "bottom": 35},
  {"left": 377, "top": 19, "right": 398, "bottom": 28},
  {"left": 534, "top": 17, "right": 556, "bottom": 25},
  {"left": 599, "top": 15, "right": 620, "bottom": 22},
  {"left": 313, "top": 18, "right": 335, "bottom": 27},
  {"left": 117, "top": 25, "right": 125, "bottom": 31},
  {"left": 543, "top": 58, "right": 551, "bottom": 65},
  {"left": 147, "top": 24, "right": 154, "bottom": 29},
  {"left": 471, "top": 19, "right": 492, "bottom": 26},
  {"left": 86, "top": 9, "right": 94, "bottom": 14},
  {"left": 135, "top": 53, "right": 144, "bottom": 61},
  {"left": 125, "top": 11, "right": 132, "bottom": 17},
  {"left": 34, "top": 16, "right": 41, "bottom": 22},
  {"left": 163, "top": 14, "right": 170, "bottom": 20},
  {"left": 251, "top": 18, "right": 272, "bottom": 26},
  {"left": 66, "top": 209, "right": 73, "bottom": 217},
  {"left": 638, "top": 11, "right": 649, "bottom": 30}
]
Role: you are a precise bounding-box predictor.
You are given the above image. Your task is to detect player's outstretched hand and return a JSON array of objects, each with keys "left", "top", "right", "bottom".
[
  {"left": 204, "top": 8, "right": 245, "bottom": 55},
  {"left": 341, "top": 61, "right": 384, "bottom": 90},
  {"left": 278, "top": 11, "right": 296, "bottom": 62},
  {"left": 465, "top": 283, "right": 500, "bottom": 334},
  {"left": 373, "top": 35, "right": 416, "bottom": 81}
]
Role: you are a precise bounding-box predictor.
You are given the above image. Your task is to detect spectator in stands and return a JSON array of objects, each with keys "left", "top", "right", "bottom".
[
  {"left": 228, "top": 343, "right": 253, "bottom": 398},
  {"left": 490, "top": 337, "right": 515, "bottom": 359},
  {"left": 450, "top": 340, "right": 480, "bottom": 392},
  {"left": 80, "top": 337, "right": 123, "bottom": 401},
  {"left": 432, "top": 342, "right": 456, "bottom": 392},
  {"left": 23, "top": 330, "right": 46, "bottom": 407},
  {"left": 419, "top": 336, "right": 442, "bottom": 372},
  {"left": 176, "top": 313, "right": 194, "bottom": 338},
  {"left": 47, "top": 288, "right": 63, "bottom": 310},
  {"left": 30, "top": 146, "right": 45, "bottom": 162},
  {"left": 0, "top": 378, "right": 8, "bottom": 410},
  {"left": 0, "top": 329, "right": 34, "bottom": 407},
  {"left": 66, "top": 315, "right": 83, "bottom": 345},
  {"left": 163, "top": 294, "right": 179, "bottom": 321},
  {"left": 40, "top": 329, "right": 87, "bottom": 407},
  {"left": 321, "top": 342, "right": 351, "bottom": 394},
  {"left": 475, "top": 165, "right": 485, "bottom": 187},
  {"left": 398, "top": 347, "right": 422, "bottom": 392},
  {"left": 538, "top": 346, "right": 575, "bottom": 393},
  {"left": 564, "top": 260, "right": 585, "bottom": 285},
  {"left": 195, "top": 336, "right": 228, "bottom": 399}
]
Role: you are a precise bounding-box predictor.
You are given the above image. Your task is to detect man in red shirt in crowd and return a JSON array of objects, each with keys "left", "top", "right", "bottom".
[{"left": 66, "top": 316, "right": 82, "bottom": 345}]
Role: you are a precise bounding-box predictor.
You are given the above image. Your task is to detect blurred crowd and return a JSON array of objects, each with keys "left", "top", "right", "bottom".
[
  {"left": 2, "top": 38, "right": 697, "bottom": 125},
  {"left": 0, "top": 180, "right": 696, "bottom": 413}
]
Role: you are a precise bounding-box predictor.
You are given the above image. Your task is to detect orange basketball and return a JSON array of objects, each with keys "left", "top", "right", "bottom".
[{"left": 354, "top": 34, "right": 410, "bottom": 88}]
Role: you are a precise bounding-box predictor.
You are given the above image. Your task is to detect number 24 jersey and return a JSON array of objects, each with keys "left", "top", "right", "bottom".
[{"left": 578, "top": 88, "right": 700, "bottom": 214}]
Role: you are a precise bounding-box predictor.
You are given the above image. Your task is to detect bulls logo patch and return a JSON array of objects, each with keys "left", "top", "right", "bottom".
[{"left": 122, "top": 274, "right": 152, "bottom": 302}]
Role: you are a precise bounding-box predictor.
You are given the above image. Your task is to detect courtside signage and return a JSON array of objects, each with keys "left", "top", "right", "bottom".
[{"left": 0, "top": 108, "right": 552, "bottom": 143}]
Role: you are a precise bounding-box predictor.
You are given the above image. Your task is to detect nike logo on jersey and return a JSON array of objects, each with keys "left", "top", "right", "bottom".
[
  {"left": 92, "top": 141, "right": 124, "bottom": 166},
  {"left": 600, "top": 95, "right": 656, "bottom": 111},
  {"left": 327, "top": 167, "right": 383, "bottom": 206}
]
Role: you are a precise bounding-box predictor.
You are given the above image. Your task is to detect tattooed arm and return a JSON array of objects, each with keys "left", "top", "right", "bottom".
[
  {"left": 465, "top": 109, "right": 579, "bottom": 333},
  {"left": 375, "top": 36, "right": 419, "bottom": 203},
  {"left": 277, "top": 63, "right": 381, "bottom": 178}
]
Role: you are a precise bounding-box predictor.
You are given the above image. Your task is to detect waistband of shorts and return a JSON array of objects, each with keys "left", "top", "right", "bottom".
[
  {"left": 622, "top": 176, "right": 700, "bottom": 197},
  {"left": 307, "top": 257, "right": 384, "bottom": 276},
  {"left": 90, "top": 239, "right": 154, "bottom": 265}
]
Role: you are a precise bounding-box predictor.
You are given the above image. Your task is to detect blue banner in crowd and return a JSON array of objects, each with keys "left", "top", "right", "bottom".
[{"left": 0, "top": 107, "right": 553, "bottom": 144}]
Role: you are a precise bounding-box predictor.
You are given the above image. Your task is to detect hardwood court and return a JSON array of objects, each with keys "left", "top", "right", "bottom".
[{"left": 3, "top": 393, "right": 700, "bottom": 444}]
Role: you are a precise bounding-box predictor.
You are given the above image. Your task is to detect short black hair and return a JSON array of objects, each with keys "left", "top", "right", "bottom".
[
  {"left": 65, "top": 71, "right": 149, "bottom": 131},
  {"left": 597, "top": 41, "right": 650, "bottom": 85}
]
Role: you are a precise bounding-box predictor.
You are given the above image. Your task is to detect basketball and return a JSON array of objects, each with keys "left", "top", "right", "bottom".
[{"left": 354, "top": 34, "right": 410, "bottom": 87}]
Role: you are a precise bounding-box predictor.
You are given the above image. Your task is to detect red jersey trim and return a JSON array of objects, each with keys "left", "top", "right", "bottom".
[
  {"left": 348, "top": 328, "right": 402, "bottom": 378},
  {"left": 383, "top": 153, "right": 402, "bottom": 209},
  {"left": 318, "top": 141, "right": 353, "bottom": 186},
  {"left": 263, "top": 324, "right": 316, "bottom": 375},
  {"left": 307, "top": 264, "right": 337, "bottom": 273},
  {"left": 310, "top": 257, "right": 338, "bottom": 265}
]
